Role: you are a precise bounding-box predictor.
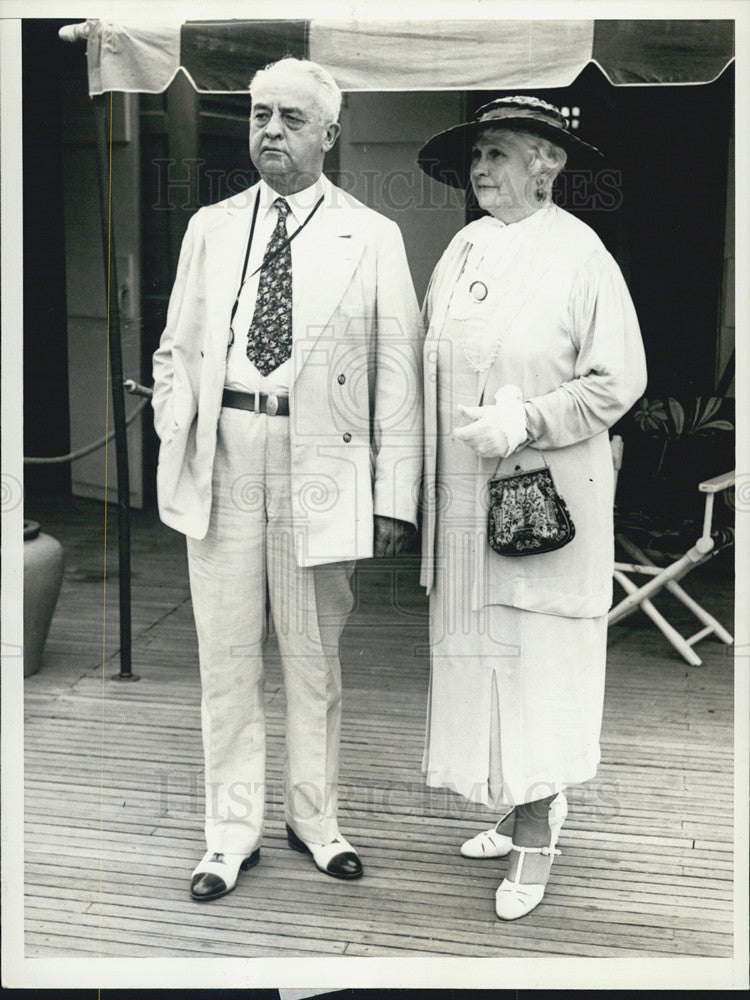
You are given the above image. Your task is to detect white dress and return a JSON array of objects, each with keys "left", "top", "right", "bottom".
[{"left": 421, "top": 206, "right": 646, "bottom": 808}]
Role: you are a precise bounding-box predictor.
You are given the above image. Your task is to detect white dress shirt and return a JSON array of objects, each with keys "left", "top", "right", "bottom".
[{"left": 224, "top": 176, "right": 325, "bottom": 395}]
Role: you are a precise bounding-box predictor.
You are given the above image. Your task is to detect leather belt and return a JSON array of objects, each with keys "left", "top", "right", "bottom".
[{"left": 222, "top": 388, "right": 289, "bottom": 417}]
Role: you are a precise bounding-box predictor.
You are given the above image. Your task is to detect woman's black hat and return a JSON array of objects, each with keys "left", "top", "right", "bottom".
[{"left": 417, "top": 95, "right": 603, "bottom": 189}]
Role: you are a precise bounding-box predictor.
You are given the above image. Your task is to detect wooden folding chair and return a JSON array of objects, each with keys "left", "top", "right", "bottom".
[{"left": 609, "top": 434, "right": 734, "bottom": 666}]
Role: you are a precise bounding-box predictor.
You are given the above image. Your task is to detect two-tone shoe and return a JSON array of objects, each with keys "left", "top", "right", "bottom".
[
  {"left": 286, "top": 824, "right": 363, "bottom": 880},
  {"left": 190, "top": 848, "right": 261, "bottom": 901},
  {"left": 494, "top": 793, "right": 568, "bottom": 920}
]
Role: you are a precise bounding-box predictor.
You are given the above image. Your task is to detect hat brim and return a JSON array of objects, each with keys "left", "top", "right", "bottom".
[{"left": 417, "top": 117, "right": 603, "bottom": 189}]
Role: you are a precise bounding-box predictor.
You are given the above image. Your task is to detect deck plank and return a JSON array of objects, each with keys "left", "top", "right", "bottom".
[{"left": 22, "top": 497, "right": 735, "bottom": 959}]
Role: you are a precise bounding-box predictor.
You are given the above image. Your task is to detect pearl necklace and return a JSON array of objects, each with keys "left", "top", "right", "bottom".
[
  {"left": 460, "top": 312, "right": 504, "bottom": 373},
  {"left": 458, "top": 242, "right": 522, "bottom": 374},
  {"left": 457, "top": 205, "right": 552, "bottom": 373}
]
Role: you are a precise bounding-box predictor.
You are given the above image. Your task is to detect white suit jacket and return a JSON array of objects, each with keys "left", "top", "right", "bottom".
[{"left": 152, "top": 176, "right": 423, "bottom": 567}]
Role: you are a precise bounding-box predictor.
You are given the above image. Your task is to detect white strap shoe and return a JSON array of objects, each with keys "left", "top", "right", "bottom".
[
  {"left": 460, "top": 809, "right": 515, "bottom": 859},
  {"left": 494, "top": 793, "right": 568, "bottom": 921}
]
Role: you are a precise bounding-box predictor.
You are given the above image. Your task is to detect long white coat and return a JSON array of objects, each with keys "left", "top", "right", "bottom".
[
  {"left": 421, "top": 205, "right": 648, "bottom": 617},
  {"left": 152, "top": 176, "right": 423, "bottom": 567}
]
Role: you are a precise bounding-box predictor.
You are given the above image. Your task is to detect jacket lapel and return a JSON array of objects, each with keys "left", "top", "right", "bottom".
[
  {"left": 204, "top": 186, "right": 260, "bottom": 363},
  {"left": 290, "top": 194, "right": 365, "bottom": 387}
]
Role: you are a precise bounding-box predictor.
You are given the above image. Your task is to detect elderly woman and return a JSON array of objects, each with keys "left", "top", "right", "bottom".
[{"left": 417, "top": 97, "right": 647, "bottom": 920}]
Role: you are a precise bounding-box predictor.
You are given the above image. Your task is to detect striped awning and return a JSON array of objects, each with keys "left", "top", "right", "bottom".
[{"left": 64, "top": 18, "right": 735, "bottom": 96}]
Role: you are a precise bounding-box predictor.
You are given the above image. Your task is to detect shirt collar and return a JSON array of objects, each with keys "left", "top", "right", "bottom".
[
  {"left": 259, "top": 175, "right": 326, "bottom": 227},
  {"left": 460, "top": 202, "right": 555, "bottom": 245}
]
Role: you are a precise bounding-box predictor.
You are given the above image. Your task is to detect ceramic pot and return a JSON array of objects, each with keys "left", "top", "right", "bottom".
[{"left": 23, "top": 520, "right": 64, "bottom": 677}]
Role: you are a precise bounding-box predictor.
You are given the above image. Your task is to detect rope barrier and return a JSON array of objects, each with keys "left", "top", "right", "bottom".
[{"left": 24, "top": 390, "right": 150, "bottom": 466}]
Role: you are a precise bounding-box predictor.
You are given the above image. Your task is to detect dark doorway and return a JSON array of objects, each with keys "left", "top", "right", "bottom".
[{"left": 22, "top": 19, "right": 76, "bottom": 495}]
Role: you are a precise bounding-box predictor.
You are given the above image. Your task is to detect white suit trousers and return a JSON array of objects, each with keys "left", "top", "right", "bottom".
[{"left": 186, "top": 407, "right": 354, "bottom": 854}]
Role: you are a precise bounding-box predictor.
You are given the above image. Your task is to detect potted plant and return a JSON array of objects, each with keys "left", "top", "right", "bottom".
[
  {"left": 617, "top": 395, "right": 735, "bottom": 563},
  {"left": 632, "top": 396, "right": 734, "bottom": 479}
]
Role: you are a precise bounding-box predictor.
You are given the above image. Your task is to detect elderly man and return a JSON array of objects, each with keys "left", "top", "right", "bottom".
[{"left": 152, "top": 57, "right": 422, "bottom": 901}]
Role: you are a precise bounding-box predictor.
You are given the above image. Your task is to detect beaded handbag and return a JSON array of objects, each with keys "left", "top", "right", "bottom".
[{"left": 487, "top": 453, "right": 575, "bottom": 557}]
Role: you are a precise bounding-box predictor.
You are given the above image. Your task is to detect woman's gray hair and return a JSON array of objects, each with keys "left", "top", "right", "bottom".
[
  {"left": 514, "top": 129, "right": 568, "bottom": 180},
  {"left": 250, "top": 56, "right": 342, "bottom": 125},
  {"left": 482, "top": 126, "right": 568, "bottom": 180}
]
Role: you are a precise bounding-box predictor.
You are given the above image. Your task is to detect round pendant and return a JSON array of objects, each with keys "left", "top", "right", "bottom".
[{"left": 470, "top": 280, "right": 488, "bottom": 302}]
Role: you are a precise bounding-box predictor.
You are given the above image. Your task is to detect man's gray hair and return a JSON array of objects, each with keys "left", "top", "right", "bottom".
[{"left": 250, "top": 56, "right": 342, "bottom": 125}]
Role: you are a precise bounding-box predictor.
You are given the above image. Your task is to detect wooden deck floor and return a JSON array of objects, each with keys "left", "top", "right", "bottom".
[{"left": 23, "top": 497, "right": 735, "bottom": 959}]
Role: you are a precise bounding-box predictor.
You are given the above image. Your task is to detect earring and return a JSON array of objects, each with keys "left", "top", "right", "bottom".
[{"left": 534, "top": 177, "right": 546, "bottom": 203}]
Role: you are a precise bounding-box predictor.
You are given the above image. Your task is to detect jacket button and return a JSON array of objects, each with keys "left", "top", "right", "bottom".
[
  {"left": 337, "top": 373, "right": 346, "bottom": 385},
  {"left": 343, "top": 432, "right": 352, "bottom": 443}
]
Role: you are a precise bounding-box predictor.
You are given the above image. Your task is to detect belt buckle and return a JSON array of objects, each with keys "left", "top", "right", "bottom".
[{"left": 266, "top": 393, "right": 279, "bottom": 417}]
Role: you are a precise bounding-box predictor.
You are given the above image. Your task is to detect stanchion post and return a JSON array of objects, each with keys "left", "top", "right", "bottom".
[{"left": 92, "top": 95, "right": 139, "bottom": 681}]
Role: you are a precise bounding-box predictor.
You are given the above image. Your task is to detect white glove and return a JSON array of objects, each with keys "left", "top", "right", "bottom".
[{"left": 454, "top": 384, "right": 528, "bottom": 459}]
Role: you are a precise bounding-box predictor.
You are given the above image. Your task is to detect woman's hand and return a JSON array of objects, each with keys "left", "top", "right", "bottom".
[{"left": 454, "top": 384, "right": 527, "bottom": 459}]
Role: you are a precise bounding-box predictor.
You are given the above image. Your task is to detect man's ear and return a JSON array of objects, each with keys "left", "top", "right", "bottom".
[{"left": 323, "top": 121, "right": 341, "bottom": 151}]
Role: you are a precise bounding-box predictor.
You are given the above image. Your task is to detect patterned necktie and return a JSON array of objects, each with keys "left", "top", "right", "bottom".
[{"left": 246, "top": 197, "right": 292, "bottom": 375}]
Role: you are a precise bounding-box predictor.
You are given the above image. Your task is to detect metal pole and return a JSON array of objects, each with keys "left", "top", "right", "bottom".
[{"left": 92, "top": 95, "right": 139, "bottom": 681}]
